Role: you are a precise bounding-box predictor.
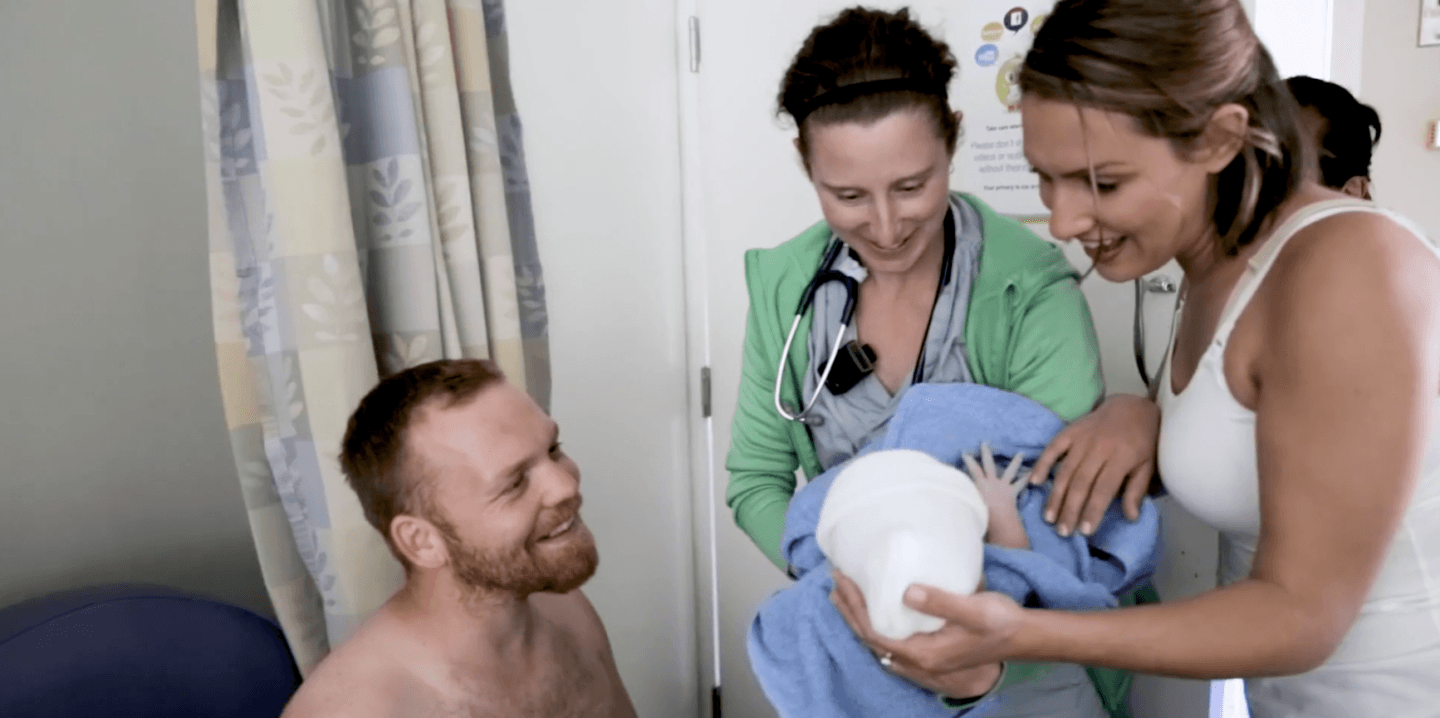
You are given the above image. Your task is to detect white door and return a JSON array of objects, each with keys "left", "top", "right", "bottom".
[{"left": 675, "top": 2, "right": 1217, "bottom": 716}]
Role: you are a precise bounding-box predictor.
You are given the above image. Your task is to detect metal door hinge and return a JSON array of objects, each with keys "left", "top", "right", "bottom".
[
  {"left": 700, "top": 366, "right": 712, "bottom": 418},
  {"left": 688, "top": 16, "right": 701, "bottom": 73}
]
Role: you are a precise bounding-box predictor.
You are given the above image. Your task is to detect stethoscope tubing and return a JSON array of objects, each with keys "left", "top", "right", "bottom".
[
  {"left": 775, "top": 239, "right": 858, "bottom": 423},
  {"left": 774, "top": 314, "right": 848, "bottom": 423}
]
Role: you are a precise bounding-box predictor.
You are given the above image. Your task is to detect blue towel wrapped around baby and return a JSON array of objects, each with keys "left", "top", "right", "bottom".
[{"left": 748, "top": 384, "right": 1162, "bottom": 718}]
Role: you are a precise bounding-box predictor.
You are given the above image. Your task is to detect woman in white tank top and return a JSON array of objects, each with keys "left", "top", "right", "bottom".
[{"left": 828, "top": 1, "right": 1440, "bottom": 715}]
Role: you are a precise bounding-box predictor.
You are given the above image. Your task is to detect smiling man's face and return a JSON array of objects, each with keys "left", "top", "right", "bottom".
[{"left": 407, "top": 381, "right": 598, "bottom": 597}]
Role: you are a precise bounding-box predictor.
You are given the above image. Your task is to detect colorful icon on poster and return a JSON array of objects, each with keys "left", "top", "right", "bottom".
[
  {"left": 1003, "top": 7, "right": 1029, "bottom": 33},
  {"left": 996, "top": 55, "right": 1024, "bottom": 111},
  {"left": 981, "top": 22, "right": 1004, "bottom": 41},
  {"left": 1032, "top": 13, "right": 1048, "bottom": 34},
  {"left": 975, "top": 43, "right": 999, "bottom": 67}
]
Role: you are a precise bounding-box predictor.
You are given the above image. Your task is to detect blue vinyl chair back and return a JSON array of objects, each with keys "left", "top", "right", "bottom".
[{"left": 0, "top": 584, "right": 301, "bottom": 718}]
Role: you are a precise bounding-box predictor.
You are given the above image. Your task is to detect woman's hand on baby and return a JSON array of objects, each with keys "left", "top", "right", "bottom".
[
  {"left": 831, "top": 572, "right": 1011, "bottom": 698},
  {"left": 832, "top": 572, "right": 1022, "bottom": 693},
  {"left": 1029, "top": 394, "right": 1160, "bottom": 537}
]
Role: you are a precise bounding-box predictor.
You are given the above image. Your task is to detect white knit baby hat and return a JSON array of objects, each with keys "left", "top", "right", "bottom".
[{"left": 817, "top": 449, "right": 990, "bottom": 640}]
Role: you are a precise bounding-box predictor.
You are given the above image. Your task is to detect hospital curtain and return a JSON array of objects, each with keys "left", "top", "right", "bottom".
[{"left": 195, "top": 0, "right": 549, "bottom": 674}]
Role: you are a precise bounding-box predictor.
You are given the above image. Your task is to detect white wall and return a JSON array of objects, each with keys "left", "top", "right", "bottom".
[
  {"left": 505, "top": 1, "right": 703, "bottom": 716},
  {"left": 1254, "top": 0, "right": 1333, "bottom": 79},
  {"left": 0, "top": 0, "right": 270, "bottom": 615},
  {"left": 1363, "top": 0, "right": 1440, "bottom": 235},
  {"left": 1248, "top": 0, "right": 1367, "bottom": 100},
  {"left": 1330, "top": 0, "right": 1367, "bottom": 91}
]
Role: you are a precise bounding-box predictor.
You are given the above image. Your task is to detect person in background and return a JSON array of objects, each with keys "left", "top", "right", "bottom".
[{"left": 1286, "top": 75, "right": 1382, "bottom": 199}]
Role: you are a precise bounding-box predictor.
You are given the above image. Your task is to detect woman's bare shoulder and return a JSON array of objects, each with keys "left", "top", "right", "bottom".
[{"left": 1267, "top": 202, "right": 1438, "bottom": 317}]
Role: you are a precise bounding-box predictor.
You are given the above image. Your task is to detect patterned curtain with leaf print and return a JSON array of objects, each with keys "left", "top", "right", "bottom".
[{"left": 195, "top": 0, "right": 549, "bottom": 674}]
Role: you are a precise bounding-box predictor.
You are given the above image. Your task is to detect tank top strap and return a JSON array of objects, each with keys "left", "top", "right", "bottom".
[{"left": 1210, "top": 199, "right": 1415, "bottom": 348}]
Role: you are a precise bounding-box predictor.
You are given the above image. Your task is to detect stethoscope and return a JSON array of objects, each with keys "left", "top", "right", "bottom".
[
  {"left": 774, "top": 241, "right": 1175, "bottom": 423},
  {"left": 773, "top": 240, "right": 861, "bottom": 424},
  {"left": 1118, "top": 265, "right": 1179, "bottom": 390}
]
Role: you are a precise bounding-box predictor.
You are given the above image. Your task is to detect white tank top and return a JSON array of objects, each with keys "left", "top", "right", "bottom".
[{"left": 1157, "top": 199, "right": 1440, "bottom": 717}]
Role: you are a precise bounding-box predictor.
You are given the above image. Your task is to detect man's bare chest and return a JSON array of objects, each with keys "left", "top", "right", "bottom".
[{"left": 431, "top": 637, "right": 619, "bottom": 718}]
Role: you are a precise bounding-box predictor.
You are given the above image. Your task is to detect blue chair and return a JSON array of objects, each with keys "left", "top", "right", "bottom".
[{"left": 0, "top": 583, "right": 301, "bottom": 718}]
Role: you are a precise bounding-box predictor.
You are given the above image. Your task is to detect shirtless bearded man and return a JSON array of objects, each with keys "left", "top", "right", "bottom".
[{"left": 281, "top": 359, "right": 637, "bottom": 718}]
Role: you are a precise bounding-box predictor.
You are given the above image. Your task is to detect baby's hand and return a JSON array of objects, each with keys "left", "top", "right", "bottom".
[
  {"left": 963, "top": 443, "right": 1026, "bottom": 508},
  {"left": 962, "top": 444, "right": 1029, "bottom": 549}
]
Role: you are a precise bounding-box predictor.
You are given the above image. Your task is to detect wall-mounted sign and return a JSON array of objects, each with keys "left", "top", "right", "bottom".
[
  {"left": 1421, "top": 0, "right": 1440, "bottom": 47},
  {"left": 953, "top": 0, "right": 1058, "bottom": 219}
]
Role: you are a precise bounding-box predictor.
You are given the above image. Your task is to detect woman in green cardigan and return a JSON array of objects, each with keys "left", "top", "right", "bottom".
[{"left": 723, "top": 7, "right": 1142, "bottom": 716}]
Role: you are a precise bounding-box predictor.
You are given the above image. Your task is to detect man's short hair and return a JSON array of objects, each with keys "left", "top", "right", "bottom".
[{"left": 338, "top": 358, "right": 505, "bottom": 568}]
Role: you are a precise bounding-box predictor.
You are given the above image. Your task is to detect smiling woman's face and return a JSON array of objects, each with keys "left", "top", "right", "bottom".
[
  {"left": 1021, "top": 95, "right": 1220, "bottom": 281},
  {"left": 804, "top": 107, "right": 953, "bottom": 276}
]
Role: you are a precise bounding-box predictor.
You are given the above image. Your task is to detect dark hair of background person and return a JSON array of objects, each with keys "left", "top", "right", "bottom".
[{"left": 1285, "top": 75, "right": 1382, "bottom": 193}]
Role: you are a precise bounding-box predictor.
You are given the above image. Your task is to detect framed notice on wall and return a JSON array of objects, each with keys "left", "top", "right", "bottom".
[{"left": 1422, "top": 0, "right": 1440, "bottom": 47}]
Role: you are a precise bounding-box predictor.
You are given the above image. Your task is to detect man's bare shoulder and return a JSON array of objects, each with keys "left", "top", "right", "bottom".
[
  {"left": 533, "top": 589, "right": 610, "bottom": 646},
  {"left": 532, "top": 589, "right": 637, "bottom": 718},
  {"left": 279, "top": 615, "right": 431, "bottom": 718}
]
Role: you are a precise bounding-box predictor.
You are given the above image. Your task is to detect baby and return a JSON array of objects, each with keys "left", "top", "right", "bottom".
[
  {"left": 815, "top": 445, "right": 1030, "bottom": 641},
  {"left": 747, "top": 384, "right": 1161, "bottom": 718}
]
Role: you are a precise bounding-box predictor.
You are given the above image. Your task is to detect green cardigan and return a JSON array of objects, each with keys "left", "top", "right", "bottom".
[{"left": 725, "top": 192, "right": 1105, "bottom": 569}]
